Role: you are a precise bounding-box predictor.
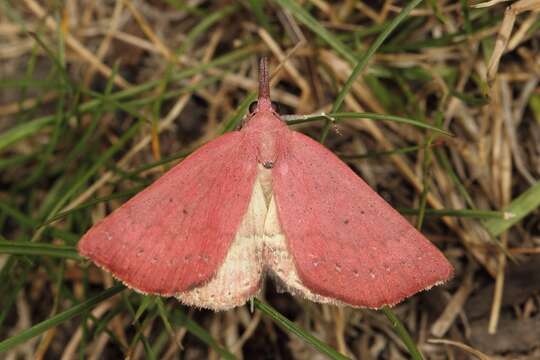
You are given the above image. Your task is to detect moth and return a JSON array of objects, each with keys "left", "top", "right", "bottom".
[{"left": 79, "top": 58, "right": 453, "bottom": 310}]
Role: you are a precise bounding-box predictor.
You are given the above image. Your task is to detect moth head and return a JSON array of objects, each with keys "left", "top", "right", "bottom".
[
  {"left": 248, "top": 100, "right": 281, "bottom": 115},
  {"left": 238, "top": 57, "right": 284, "bottom": 130}
]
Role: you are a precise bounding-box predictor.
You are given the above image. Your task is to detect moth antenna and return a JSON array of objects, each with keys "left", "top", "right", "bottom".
[{"left": 257, "top": 57, "right": 272, "bottom": 110}]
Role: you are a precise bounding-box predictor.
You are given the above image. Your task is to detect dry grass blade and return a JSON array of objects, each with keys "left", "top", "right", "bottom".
[{"left": 428, "top": 339, "right": 492, "bottom": 360}]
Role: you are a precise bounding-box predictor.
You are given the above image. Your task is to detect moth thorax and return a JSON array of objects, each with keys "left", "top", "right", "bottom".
[{"left": 258, "top": 132, "right": 278, "bottom": 168}]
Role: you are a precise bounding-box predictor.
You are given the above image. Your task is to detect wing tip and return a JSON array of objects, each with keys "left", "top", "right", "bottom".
[
  {"left": 291, "top": 255, "right": 455, "bottom": 310},
  {"left": 352, "top": 259, "right": 455, "bottom": 309}
]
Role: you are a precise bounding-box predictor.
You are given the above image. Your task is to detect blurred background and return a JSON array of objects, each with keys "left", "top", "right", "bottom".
[{"left": 1, "top": 0, "right": 539, "bottom": 359}]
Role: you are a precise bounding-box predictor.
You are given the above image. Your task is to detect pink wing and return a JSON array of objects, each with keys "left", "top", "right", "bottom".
[
  {"left": 273, "top": 131, "right": 453, "bottom": 308},
  {"left": 78, "top": 132, "right": 258, "bottom": 295}
]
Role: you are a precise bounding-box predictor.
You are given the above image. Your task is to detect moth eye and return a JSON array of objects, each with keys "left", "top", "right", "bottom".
[
  {"left": 271, "top": 101, "right": 280, "bottom": 113},
  {"left": 249, "top": 101, "right": 258, "bottom": 113}
]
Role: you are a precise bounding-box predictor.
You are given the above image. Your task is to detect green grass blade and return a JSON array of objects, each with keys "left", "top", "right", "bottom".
[
  {"left": 246, "top": 0, "right": 272, "bottom": 31},
  {"left": 484, "top": 180, "right": 540, "bottom": 237},
  {"left": 0, "top": 48, "right": 253, "bottom": 153},
  {"left": 381, "top": 306, "right": 424, "bottom": 360},
  {"left": 318, "top": 0, "right": 424, "bottom": 142},
  {"left": 0, "top": 240, "right": 81, "bottom": 260},
  {"left": 176, "top": 4, "right": 237, "bottom": 55},
  {"left": 0, "top": 116, "right": 55, "bottom": 152},
  {"left": 41, "top": 186, "right": 144, "bottom": 226},
  {"left": 43, "top": 120, "right": 143, "bottom": 222},
  {"left": 398, "top": 208, "right": 510, "bottom": 219},
  {"left": 273, "top": 0, "right": 356, "bottom": 63},
  {"left": 132, "top": 296, "right": 156, "bottom": 324},
  {"left": 221, "top": 92, "right": 257, "bottom": 133},
  {"left": 175, "top": 309, "right": 237, "bottom": 360},
  {"left": 155, "top": 299, "right": 182, "bottom": 352},
  {"left": 0, "top": 285, "right": 124, "bottom": 353},
  {"left": 329, "top": 0, "right": 424, "bottom": 114},
  {"left": 254, "top": 298, "right": 350, "bottom": 360},
  {"left": 121, "top": 294, "right": 157, "bottom": 360},
  {"left": 284, "top": 112, "right": 451, "bottom": 136}
]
